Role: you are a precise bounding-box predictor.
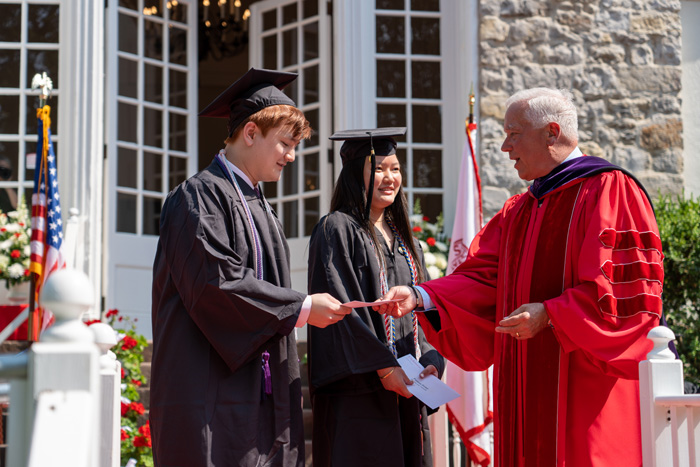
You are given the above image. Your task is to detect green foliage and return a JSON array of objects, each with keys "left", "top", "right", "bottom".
[
  {"left": 656, "top": 193, "right": 700, "bottom": 385},
  {"left": 88, "top": 310, "right": 153, "bottom": 467}
]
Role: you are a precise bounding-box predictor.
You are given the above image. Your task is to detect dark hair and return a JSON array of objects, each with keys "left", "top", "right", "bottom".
[{"left": 329, "top": 155, "right": 425, "bottom": 283}]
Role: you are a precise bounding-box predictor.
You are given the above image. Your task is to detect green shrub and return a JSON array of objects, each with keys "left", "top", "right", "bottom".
[{"left": 656, "top": 193, "right": 700, "bottom": 386}]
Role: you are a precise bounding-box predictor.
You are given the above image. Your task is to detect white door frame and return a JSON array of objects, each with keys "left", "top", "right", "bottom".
[
  {"left": 104, "top": 0, "right": 198, "bottom": 337},
  {"left": 249, "top": 0, "right": 333, "bottom": 295}
]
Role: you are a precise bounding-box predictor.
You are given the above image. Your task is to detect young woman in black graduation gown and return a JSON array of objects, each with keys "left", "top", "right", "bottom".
[{"left": 307, "top": 128, "right": 445, "bottom": 467}]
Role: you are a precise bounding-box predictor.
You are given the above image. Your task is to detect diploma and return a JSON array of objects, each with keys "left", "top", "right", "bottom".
[{"left": 397, "top": 354, "right": 460, "bottom": 410}]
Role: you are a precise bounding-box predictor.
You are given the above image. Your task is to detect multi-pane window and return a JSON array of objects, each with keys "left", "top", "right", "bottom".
[
  {"left": 375, "top": 0, "right": 443, "bottom": 221},
  {"left": 113, "top": 0, "right": 191, "bottom": 236},
  {"left": 255, "top": 0, "right": 328, "bottom": 238},
  {"left": 0, "top": 0, "right": 60, "bottom": 212}
]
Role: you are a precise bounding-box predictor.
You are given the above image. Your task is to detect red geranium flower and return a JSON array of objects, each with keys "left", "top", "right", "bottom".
[
  {"left": 10, "top": 250, "right": 20, "bottom": 258},
  {"left": 14, "top": 232, "right": 20, "bottom": 238},
  {"left": 120, "top": 429, "right": 130, "bottom": 441},
  {"left": 84, "top": 319, "right": 101, "bottom": 326},
  {"left": 133, "top": 435, "right": 152, "bottom": 448},
  {"left": 105, "top": 309, "right": 119, "bottom": 318},
  {"left": 422, "top": 216, "right": 430, "bottom": 221},
  {"left": 121, "top": 335, "right": 138, "bottom": 350},
  {"left": 129, "top": 401, "right": 145, "bottom": 415},
  {"left": 121, "top": 367, "right": 126, "bottom": 379},
  {"left": 0, "top": 227, "right": 6, "bottom": 232},
  {"left": 133, "top": 421, "right": 152, "bottom": 447},
  {"left": 18, "top": 222, "right": 24, "bottom": 227},
  {"left": 132, "top": 379, "right": 142, "bottom": 387},
  {"left": 426, "top": 237, "right": 436, "bottom": 247},
  {"left": 120, "top": 401, "right": 129, "bottom": 416},
  {"left": 138, "top": 421, "right": 151, "bottom": 437},
  {"left": 412, "top": 226, "right": 422, "bottom": 233},
  {"left": 23, "top": 269, "right": 30, "bottom": 276}
]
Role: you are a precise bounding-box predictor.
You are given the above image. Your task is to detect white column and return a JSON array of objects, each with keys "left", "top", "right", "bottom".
[
  {"left": 58, "top": 0, "right": 105, "bottom": 317},
  {"left": 331, "top": 0, "right": 377, "bottom": 178},
  {"left": 681, "top": 1, "right": 700, "bottom": 198},
  {"left": 639, "top": 326, "right": 684, "bottom": 466},
  {"left": 92, "top": 322, "right": 121, "bottom": 467}
]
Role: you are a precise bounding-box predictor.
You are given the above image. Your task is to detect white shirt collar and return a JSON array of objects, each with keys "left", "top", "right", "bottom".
[
  {"left": 562, "top": 146, "right": 583, "bottom": 163},
  {"left": 225, "top": 159, "right": 256, "bottom": 190}
]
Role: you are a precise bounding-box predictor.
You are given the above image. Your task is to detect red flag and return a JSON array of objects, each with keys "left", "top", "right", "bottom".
[{"left": 445, "top": 120, "right": 494, "bottom": 466}]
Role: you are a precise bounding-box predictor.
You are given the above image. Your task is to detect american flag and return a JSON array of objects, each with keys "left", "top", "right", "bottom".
[{"left": 30, "top": 106, "right": 65, "bottom": 300}]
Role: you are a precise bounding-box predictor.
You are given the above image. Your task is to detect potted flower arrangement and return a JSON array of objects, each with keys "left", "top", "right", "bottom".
[
  {"left": 410, "top": 201, "right": 449, "bottom": 278},
  {"left": 0, "top": 200, "right": 32, "bottom": 302},
  {"left": 86, "top": 309, "right": 152, "bottom": 467}
]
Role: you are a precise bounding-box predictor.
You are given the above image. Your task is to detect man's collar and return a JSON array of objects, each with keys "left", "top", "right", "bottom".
[
  {"left": 225, "top": 159, "right": 256, "bottom": 190},
  {"left": 561, "top": 146, "right": 583, "bottom": 163}
]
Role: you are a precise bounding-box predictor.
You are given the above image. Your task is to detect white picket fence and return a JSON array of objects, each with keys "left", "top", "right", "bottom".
[
  {"left": 0, "top": 269, "right": 121, "bottom": 467},
  {"left": 640, "top": 326, "right": 700, "bottom": 466}
]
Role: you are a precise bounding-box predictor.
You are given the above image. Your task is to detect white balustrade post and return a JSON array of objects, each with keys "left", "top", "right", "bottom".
[
  {"left": 639, "top": 326, "right": 684, "bottom": 467},
  {"left": 12, "top": 269, "right": 100, "bottom": 467},
  {"left": 91, "top": 322, "right": 121, "bottom": 467}
]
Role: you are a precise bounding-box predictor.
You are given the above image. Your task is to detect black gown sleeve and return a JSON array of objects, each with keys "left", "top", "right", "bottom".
[
  {"left": 155, "top": 178, "right": 306, "bottom": 374},
  {"left": 307, "top": 213, "right": 398, "bottom": 389},
  {"left": 413, "top": 241, "right": 446, "bottom": 379}
]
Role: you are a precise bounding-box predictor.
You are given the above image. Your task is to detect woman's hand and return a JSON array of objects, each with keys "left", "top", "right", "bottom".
[
  {"left": 419, "top": 364, "right": 438, "bottom": 379},
  {"left": 377, "top": 366, "right": 413, "bottom": 398}
]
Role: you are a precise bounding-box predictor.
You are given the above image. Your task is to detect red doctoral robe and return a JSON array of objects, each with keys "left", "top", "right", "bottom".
[{"left": 419, "top": 167, "right": 662, "bottom": 466}]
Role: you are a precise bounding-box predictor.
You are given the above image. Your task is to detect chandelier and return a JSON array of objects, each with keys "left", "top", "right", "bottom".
[{"left": 200, "top": 0, "right": 251, "bottom": 61}]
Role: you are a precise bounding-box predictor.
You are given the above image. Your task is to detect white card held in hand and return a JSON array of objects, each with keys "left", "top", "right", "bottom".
[
  {"left": 397, "top": 354, "right": 461, "bottom": 410},
  {"left": 342, "top": 299, "right": 402, "bottom": 308}
]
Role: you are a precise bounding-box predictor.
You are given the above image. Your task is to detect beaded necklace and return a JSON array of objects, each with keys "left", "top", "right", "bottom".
[
  {"left": 370, "top": 215, "right": 421, "bottom": 360},
  {"left": 215, "top": 150, "right": 264, "bottom": 280},
  {"left": 215, "top": 150, "right": 273, "bottom": 397}
]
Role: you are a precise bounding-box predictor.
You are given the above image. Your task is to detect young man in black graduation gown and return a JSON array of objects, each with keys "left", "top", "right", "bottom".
[{"left": 150, "top": 68, "right": 350, "bottom": 467}]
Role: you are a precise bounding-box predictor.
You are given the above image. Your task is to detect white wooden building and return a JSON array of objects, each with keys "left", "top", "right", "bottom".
[{"left": 0, "top": 0, "right": 698, "bottom": 339}]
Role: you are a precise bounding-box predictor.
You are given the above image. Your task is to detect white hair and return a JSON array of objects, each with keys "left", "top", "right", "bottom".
[{"left": 505, "top": 88, "right": 578, "bottom": 142}]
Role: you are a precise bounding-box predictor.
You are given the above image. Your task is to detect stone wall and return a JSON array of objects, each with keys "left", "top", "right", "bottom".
[{"left": 477, "top": 0, "right": 684, "bottom": 218}]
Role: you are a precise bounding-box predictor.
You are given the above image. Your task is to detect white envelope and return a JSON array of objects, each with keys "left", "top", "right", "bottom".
[{"left": 397, "top": 354, "right": 461, "bottom": 410}]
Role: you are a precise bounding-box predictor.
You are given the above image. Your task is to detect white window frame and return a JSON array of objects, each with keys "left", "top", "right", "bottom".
[{"left": 332, "top": 0, "right": 478, "bottom": 233}]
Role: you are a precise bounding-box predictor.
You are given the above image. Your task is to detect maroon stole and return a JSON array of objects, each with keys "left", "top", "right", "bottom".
[{"left": 497, "top": 182, "right": 582, "bottom": 466}]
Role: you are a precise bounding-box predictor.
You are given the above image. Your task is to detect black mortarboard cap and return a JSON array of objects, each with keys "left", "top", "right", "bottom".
[
  {"left": 330, "top": 127, "right": 406, "bottom": 221},
  {"left": 199, "top": 67, "right": 298, "bottom": 136},
  {"left": 329, "top": 127, "right": 406, "bottom": 166}
]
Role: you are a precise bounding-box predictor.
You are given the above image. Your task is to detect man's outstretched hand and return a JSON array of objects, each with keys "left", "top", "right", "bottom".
[
  {"left": 372, "top": 285, "right": 415, "bottom": 317},
  {"left": 495, "top": 302, "right": 549, "bottom": 340}
]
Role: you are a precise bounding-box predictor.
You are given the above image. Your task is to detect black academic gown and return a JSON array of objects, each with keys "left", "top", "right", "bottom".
[
  {"left": 151, "top": 159, "right": 306, "bottom": 467},
  {"left": 307, "top": 210, "right": 445, "bottom": 467}
]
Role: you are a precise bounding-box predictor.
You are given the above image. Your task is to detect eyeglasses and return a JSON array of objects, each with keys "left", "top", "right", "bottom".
[{"left": 0, "top": 167, "right": 12, "bottom": 179}]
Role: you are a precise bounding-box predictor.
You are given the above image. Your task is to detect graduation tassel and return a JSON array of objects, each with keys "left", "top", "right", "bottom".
[
  {"left": 364, "top": 131, "right": 376, "bottom": 222},
  {"left": 262, "top": 351, "right": 272, "bottom": 397}
]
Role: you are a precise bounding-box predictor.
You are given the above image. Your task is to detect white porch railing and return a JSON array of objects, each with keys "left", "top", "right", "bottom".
[
  {"left": 640, "top": 326, "right": 700, "bottom": 467},
  {"left": 0, "top": 269, "right": 121, "bottom": 467}
]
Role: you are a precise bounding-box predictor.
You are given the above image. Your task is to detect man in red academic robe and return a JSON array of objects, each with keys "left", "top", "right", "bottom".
[{"left": 376, "top": 88, "right": 662, "bottom": 466}]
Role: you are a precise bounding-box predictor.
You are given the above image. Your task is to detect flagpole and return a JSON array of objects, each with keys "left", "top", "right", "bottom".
[{"left": 28, "top": 73, "right": 53, "bottom": 341}]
